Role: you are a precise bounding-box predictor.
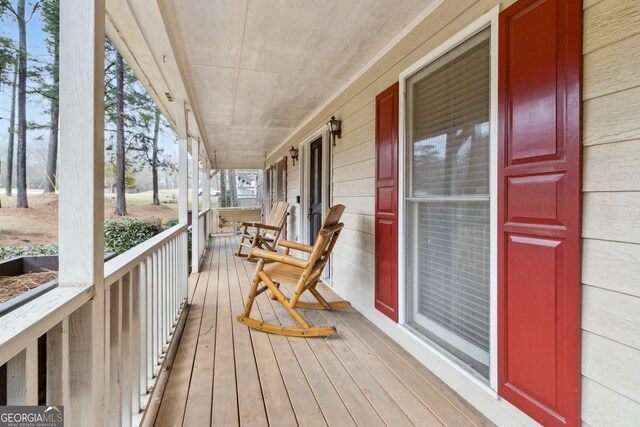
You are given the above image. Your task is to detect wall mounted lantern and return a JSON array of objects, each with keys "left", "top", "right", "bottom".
[
  {"left": 289, "top": 146, "right": 299, "bottom": 166},
  {"left": 327, "top": 115, "right": 342, "bottom": 146}
]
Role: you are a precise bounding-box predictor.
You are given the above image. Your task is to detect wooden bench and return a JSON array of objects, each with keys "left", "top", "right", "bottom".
[{"left": 217, "top": 207, "right": 262, "bottom": 233}]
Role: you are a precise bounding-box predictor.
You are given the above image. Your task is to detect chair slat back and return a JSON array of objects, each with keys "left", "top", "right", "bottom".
[
  {"left": 266, "top": 201, "right": 289, "bottom": 228},
  {"left": 306, "top": 204, "right": 345, "bottom": 276}
]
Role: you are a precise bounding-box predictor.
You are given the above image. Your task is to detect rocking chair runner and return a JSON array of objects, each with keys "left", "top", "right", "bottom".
[
  {"left": 235, "top": 201, "right": 289, "bottom": 261},
  {"left": 237, "top": 204, "right": 350, "bottom": 337}
]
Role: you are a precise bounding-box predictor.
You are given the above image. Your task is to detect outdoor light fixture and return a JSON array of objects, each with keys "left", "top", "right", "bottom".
[
  {"left": 327, "top": 115, "right": 342, "bottom": 146},
  {"left": 289, "top": 146, "right": 299, "bottom": 165}
]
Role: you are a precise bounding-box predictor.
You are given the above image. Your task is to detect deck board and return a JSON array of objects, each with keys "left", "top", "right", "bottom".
[
  {"left": 183, "top": 238, "right": 219, "bottom": 426},
  {"left": 228, "top": 237, "right": 270, "bottom": 426},
  {"left": 152, "top": 236, "right": 494, "bottom": 427}
]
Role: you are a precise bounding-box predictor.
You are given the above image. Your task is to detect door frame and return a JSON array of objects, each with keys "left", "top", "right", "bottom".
[
  {"left": 299, "top": 127, "right": 332, "bottom": 279},
  {"left": 397, "top": 6, "right": 500, "bottom": 391}
]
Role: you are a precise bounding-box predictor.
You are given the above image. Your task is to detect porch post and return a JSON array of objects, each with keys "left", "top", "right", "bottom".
[
  {"left": 204, "top": 160, "right": 210, "bottom": 210},
  {"left": 191, "top": 138, "right": 200, "bottom": 273},
  {"left": 202, "top": 160, "right": 209, "bottom": 240},
  {"left": 176, "top": 102, "right": 189, "bottom": 302},
  {"left": 59, "top": 0, "right": 105, "bottom": 424},
  {"left": 177, "top": 101, "right": 188, "bottom": 225}
]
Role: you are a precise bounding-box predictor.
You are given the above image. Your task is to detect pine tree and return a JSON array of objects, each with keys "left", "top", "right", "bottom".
[
  {"left": 40, "top": 0, "right": 59, "bottom": 193},
  {"left": 0, "top": 35, "right": 13, "bottom": 85},
  {"left": 3, "top": 0, "right": 30, "bottom": 207},
  {"left": 129, "top": 105, "right": 173, "bottom": 206},
  {"left": 4, "top": 59, "right": 17, "bottom": 196},
  {"left": 105, "top": 38, "right": 175, "bottom": 212},
  {"left": 114, "top": 52, "right": 126, "bottom": 215}
]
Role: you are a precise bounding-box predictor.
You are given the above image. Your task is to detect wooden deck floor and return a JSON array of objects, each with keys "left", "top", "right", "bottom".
[{"left": 146, "top": 236, "right": 493, "bottom": 427}]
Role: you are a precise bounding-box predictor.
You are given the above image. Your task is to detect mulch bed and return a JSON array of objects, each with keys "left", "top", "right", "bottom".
[{"left": 0, "top": 271, "right": 58, "bottom": 303}]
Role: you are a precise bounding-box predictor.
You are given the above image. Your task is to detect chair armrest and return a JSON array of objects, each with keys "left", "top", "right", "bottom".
[
  {"left": 278, "top": 239, "right": 313, "bottom": 253},
  {"left": 249, "top": 248, "right": 308, "bottom": 269},
  {"left": 241, "top": 222, "right": 281, "bottom": 232},
  {"left": 320, "top": 223, "right": 344, "bottom": 237}
]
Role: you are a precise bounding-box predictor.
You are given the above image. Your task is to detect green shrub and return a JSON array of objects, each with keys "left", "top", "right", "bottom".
[
  {"left": 104, "top": 217, "right": 162, "bottom": 254},
  {"left": 0, "top": 244, "right": 59, "bottom": 262},
  {"left": 164, "top": 218, "right": 179, "bottom": 229},
  {"left": 1, "top": 218, "right": 167, "bottom": 262}
]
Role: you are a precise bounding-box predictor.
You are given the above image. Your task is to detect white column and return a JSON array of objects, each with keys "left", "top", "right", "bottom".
[
  {"left": 191, "top": 139, "right": 200, "bottom": 273},
  {"left": 59, "top": 0, "right": 105, "bottom": 424},
  {"left": 204, "top": 160, "right": 210, "bottom": 211},
  {"left": 176, "top": 102, "right": 188, "bottom": 225},
  {"left": 204, "top": 160, "right": 210, "bottom": 240}
]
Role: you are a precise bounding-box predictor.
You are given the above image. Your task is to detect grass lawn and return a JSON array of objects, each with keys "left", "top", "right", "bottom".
[{"left": 0, "top": 189, "right": 197, "bottom": 247}]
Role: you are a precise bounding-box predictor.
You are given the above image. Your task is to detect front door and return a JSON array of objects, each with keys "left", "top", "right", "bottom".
[{"left": 309, "top": 137, "right": 323, "bottom": 244}]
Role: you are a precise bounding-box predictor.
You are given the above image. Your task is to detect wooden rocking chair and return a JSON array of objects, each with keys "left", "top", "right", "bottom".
[
  {"left": 237, "top": 204, "right": 350, "bottom": 337},
  {"left": 235, "top": 201, "right": 289, "bottom": 261}
]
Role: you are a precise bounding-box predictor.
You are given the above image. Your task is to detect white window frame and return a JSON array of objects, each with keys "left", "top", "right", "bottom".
[{"left": 398, "top": 6, "right": 499, "bottom": 391}]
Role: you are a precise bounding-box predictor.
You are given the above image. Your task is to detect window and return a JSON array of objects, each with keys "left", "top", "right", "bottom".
[{"left": 405, "top": 28, "right": 492, "bottom": 380}]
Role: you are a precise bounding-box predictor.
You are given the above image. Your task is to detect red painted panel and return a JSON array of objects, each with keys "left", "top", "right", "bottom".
[
  {"left": 507, "top": 174, "right": 564, "bottom": 225},
  {"left": 376, "top": 187, "right": 395, "bottom": 215},
  {"left": 507, "top": 235, "right": 560, "bottom": 408},
  {"left": 375, "top": 219, "right": 397, "bottom": 314},
  {"left": 375, "top": 82, "right": 399, "bottom": 322},
  {"left": 498, "top": 0, "right": 582, "bottom": 426},
  {"left": 508, "top": 0, "right": 559, "bottom": 165}
]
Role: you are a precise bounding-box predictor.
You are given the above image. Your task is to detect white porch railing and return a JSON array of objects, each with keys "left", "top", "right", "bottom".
[{"left": 0, "top": 223, "right": 189, "bottom": 425}]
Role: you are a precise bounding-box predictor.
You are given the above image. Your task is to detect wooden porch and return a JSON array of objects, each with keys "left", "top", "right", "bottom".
[{"left": 143, "top": 236, "right": 493, "bottom": 427}]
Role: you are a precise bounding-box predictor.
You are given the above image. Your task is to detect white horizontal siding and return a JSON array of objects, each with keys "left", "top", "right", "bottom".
[
  {"left": 583, "top": 32, "right": 640, "bottom": 100},
  {"left": 582, "top": 332, "right": 640, "bottom": 404},
  {"left": 583, "top": 0, "right": 640, "bottom": 54},
  {"left": 333, "top": 159, "right": 375, "bottom": 182},
  {"left": 582, "top": 285, "right": 640, "bottom": 350},
  {"left": 583, "top": 140, "right": 640, "bottom": 192},
  {"left": 583, "top": 86, "right": 640, "bottom": 146},
  {"left": 581, "top": 0, "right": 640, "bottom": 422},
  {"left": 582, "top": 192, "right": 640, "bottom": 243},
  {"left": 582, "top": 239, "right": 640, "bottom": 298},
  {"left": 333, "top": 141, "right": 375, "bottom": 169},
  {"left": 340, "top": 212, "right": 375, "bottom": 235},
  {"left": 582, "top": 378, "right": 640, "bottom": 427}
]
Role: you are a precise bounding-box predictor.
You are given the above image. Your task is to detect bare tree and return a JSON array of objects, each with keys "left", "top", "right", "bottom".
[
  {"left": 5, "top": 61, "right": 17, "bottom": 196},
  {"left": 15, "top": 0, "right": 28, "bottom": 207},
  {"left": 114, "top": 52, "right": 127, "bottom": 215},
  {"left": 42, "top": 0, "right": 59, "bottom": 193},
  {"left": 228, "top": 169, "right": 238, "bottom": 207},
  {"left": 151, "top": 108, "right": 160, "bottom": 205},
  {"left": 219, "top": 170, "right": 227, "bottom": 208}
]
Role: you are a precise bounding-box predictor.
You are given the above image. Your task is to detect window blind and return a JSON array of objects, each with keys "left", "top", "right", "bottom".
[{"left": 406, "top": 28, "right": 491, "bottom": 378}]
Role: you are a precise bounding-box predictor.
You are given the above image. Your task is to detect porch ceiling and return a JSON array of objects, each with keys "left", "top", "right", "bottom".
[{"left": 152, "top": 0, "right": 437, "bottom": 169}]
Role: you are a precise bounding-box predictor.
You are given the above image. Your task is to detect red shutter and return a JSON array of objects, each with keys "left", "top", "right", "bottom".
[
  {"left": 498, "top": 1, "right": 582, "bottom": 426},
  {"left": 375, "top": 82, "right": 399, "bottom": 322}
]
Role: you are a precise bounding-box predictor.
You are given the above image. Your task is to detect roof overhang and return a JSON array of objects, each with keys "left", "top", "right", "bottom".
[{"left": 106, "top": 0, "right": 441, "bottom": 169}]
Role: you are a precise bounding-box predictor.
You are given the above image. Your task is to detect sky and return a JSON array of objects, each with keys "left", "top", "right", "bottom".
[
  {"left": 0, "top": 2, "right": 50, "bottom": 139},
  {"left": 0, "top": 0, "right": 178, "bottom": 174}
]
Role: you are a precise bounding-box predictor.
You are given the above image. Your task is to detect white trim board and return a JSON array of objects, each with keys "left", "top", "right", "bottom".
[{"left": 298, "top": 127, "right": 331, "bottom": 247}]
